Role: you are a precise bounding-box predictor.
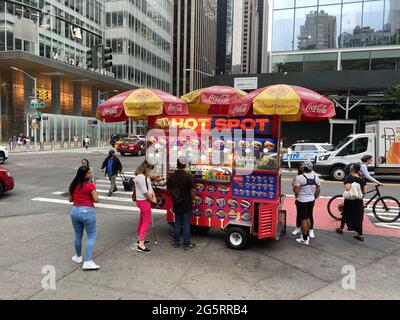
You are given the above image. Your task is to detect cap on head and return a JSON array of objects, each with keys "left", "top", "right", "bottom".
[
  {"left": 303, "top": 161, "right": 313, "bottom": 171},
  {"left": 177, "top": 156, "right": 187, "bottom": 167}
]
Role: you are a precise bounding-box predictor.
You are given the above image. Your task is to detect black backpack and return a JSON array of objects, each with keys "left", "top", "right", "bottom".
[
  {"left": 172, "top": 187, "right": 184, "bottom": 207},
  {"left": 300, "top": 174, "right": 317, "bottom": 186}
]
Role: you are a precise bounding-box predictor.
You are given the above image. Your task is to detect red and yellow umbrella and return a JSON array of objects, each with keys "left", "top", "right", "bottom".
[
  {"left": 97, "top": 88, "right": 189, "bottom": 122},
  {"left": 229, "top": 84, "right": 336, "bottom": 121},
  {"left": 181, "top": 85, "right": 247, "bottom": 114}
]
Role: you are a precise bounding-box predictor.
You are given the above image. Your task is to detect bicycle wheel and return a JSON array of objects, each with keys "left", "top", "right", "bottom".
[
  {"left": 372, "top": 196, "right": 400, "bottom": 223},
  {"left": 327, "top": 195, "right": 344, "bottom": 221}
]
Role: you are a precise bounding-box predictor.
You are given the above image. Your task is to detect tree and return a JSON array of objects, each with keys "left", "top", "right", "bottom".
[
  {"left": 363, "top": 85, "right": 400, "bottom": 122},
  {"left": 385, "top": 84, "right": 400, "bottom": 102}
]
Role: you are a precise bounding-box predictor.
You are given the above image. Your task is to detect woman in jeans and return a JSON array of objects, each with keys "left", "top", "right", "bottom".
[
  {"left": 69, "top": 166, "right": 100, "bottom": 270},
  {"left": 336, "top": 163, "right": 367, "bottom": 241},
  {"left": 134, "top": 161, "right": 157, "bottom": 253}
]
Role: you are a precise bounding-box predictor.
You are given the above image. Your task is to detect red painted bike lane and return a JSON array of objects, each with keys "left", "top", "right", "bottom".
[{"left": 283, "top": 195, "right": 400, "bottom": 238}]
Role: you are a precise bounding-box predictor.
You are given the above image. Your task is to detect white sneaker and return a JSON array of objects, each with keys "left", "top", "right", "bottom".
[
  {"left": 72, "top": 255, "right": 83, "bottom": 264},
  {"left": 296, "top": 237, "right": 310, "bottom": 245},
  {"left": 82, "top": 260, "right": 100, "bottom": 270},
  {"left": 292, "top": 228, "right": 301, "bottom": 236},
  {"left": 309, "top": 230, "right": 315, "bottom": 239}
]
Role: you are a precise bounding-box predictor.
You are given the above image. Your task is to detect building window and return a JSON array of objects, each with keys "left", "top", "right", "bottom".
[{"left": 341, "top": 51, "right": 370, "bottom": 70}]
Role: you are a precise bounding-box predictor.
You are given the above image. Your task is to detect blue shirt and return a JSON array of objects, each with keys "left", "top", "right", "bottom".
[{"left": 107, "top": 158, "right": 114, "bottom": 177}]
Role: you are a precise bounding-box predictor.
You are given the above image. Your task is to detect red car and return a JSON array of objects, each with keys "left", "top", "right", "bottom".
[
  {"left": 118, "top": 138, "right": 146, "bottom": 156},
  {"left": 0, "top": 167, "right": 14, "bottom": 194}
]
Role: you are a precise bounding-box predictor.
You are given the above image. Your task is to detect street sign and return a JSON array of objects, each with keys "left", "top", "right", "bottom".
[{"left": 30, "top": 100, "right": 45, "bottom": 108}]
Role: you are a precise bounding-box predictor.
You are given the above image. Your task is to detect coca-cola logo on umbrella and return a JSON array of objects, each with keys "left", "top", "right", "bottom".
[
  {"left": 103, "top": 106, "right": 120, "bottom": 116},
  {"left": 207, "top": 94, "right": 231, "bottom": 104},
  {"left": 167, "top": 104, "right": 184, "bottom": 113},
  {"left": 305, "top": 104, "right": 328, "bottom": 114},
  {"left": 231, "top": 104, "right": 249, "bottom": 114}
]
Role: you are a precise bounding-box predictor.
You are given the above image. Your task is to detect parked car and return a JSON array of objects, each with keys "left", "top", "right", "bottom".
[
  {"left": 0, "top": 167, "right": 14, "bottom": 194},
  {"left": 282, "top": 143, "right": 333, "bottom": 165},
  {"left": 118, "top": 138, "right": 146, "bottom": 156},
  {"left": 135, "top": 135, "right": 146, "bottom": 141},
  {"left": 110, "top": 133, "right": 128, "bottom": 147},
  {"left": 0, "top": 146, "right": 9, "bottom": 164}
]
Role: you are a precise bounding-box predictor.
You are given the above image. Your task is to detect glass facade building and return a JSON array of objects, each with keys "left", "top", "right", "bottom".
[
  {"left": 270, "top": 0, "right": 400, "bottom": 73},
  {"left": 105, "top": 0, "right": 173, "bottom": 92},
  {"left": 0, "top": 1, "right": 137, "bottom": 145}
]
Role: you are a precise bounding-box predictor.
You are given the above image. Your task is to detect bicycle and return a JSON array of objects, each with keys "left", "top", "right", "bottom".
[{"left": 327, "top": 185, "right": 400, "bottom": 223}]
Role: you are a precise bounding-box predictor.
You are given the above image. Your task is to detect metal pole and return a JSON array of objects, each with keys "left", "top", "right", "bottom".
[{"left": 33, "top": 77, "right": 38, "bottom": 153}]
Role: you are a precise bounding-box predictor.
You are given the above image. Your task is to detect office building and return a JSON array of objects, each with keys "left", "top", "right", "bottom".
[
  {"left": 216, "top": 0, "right": 234, "bottom": 75},
  {"left": 105, "top": 0, "right": 173, "bottom": 92},
  {"left": 0, "top": 0, "right": 133, "bottom": 145},
  {"left": 173, "top": 0, "right": 217, "bottom": 96}
]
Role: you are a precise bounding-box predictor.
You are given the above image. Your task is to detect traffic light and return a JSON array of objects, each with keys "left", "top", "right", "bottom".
[
  {"left": 36, "top": 89, "right": 48, "bottom": 101},
  {"left": 102, "top": 46, "right": 113, "bottom": 68},
  {"left": 86, "top": 47, "right": 98, "bottom": 69}
]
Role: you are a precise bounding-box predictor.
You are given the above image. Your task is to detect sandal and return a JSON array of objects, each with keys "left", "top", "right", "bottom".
[
  {"left": 354, "top": 235, "right": 364, "bottom": 242},
  {"left": 335, "top": 228, "right": 343, "bottom": 235}
]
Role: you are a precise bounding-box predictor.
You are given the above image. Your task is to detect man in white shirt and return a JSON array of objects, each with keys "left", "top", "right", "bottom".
[{"left": 292, "top": 161, "right": 321, "bottom": 245}]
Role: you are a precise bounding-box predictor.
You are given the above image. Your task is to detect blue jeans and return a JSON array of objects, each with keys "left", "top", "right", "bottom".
[
  {"left": 70, "top": 206, "right": 97, "bottom": 262},
  {"left": 173, "top": 211, "right": 192, "bottom": 246}
]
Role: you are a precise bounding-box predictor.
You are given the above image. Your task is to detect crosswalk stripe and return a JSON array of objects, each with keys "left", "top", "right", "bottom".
[
  {"left": 31, "top": 197, "right": 167, "bottom": 214},
  {"left": 374, "top": 222, "right": 400, "bottom": 229}
]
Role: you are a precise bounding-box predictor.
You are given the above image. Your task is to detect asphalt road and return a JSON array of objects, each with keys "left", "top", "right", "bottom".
[{"left": 1, "top": 148, "right": 400, "bottom": 300}]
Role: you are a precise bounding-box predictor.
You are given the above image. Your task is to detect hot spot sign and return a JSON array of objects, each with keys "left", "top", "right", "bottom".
[{"left": 150, "top": 116, "right": 274, "bottom": 135}]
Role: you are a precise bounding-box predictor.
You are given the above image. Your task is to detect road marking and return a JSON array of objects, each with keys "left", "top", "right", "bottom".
[
  {"left": 31, "top": 197, "right": 167, "bottom": 214},
  {"left": 374, "top": 222, "right": 400, "bottom": 229}
]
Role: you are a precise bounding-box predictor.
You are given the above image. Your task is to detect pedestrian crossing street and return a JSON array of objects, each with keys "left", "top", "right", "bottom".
[{"left": 31, "top": 172, "right": 167, "bottom": 215}]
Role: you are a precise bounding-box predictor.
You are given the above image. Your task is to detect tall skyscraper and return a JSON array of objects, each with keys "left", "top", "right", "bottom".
[
  {"left": 173, "top": 0, "right": 217, "bottom": 96},
  {"left": 240, "top": 0, "right": 269, "bottom": 74},
  {"left": 241, "top": 0, "right": 258, "bottom": 74},
  {"left": 216, "top": 0, "right": 234, "bottom": 75},
  {"left": 389, "top": 0, "right": 400, "bottom": 33},
  {"left": 298, "top": 10, "right": 336, "bottom": 50},
  {"left": 105, "top": 0, "right": 173, "bottom": 92},
  {"left": 232, "top": 0, "right": 244, "bottom": 74}
]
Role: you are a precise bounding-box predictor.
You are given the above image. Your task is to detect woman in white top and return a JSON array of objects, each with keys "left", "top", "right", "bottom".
[{"left": 134, "top": 160, "right": 157, "bottom": 253}]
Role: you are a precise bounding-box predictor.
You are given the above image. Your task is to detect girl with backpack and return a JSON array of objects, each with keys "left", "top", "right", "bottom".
[{"left": 134, "top": 160, "right": 157, "bottom": 253}]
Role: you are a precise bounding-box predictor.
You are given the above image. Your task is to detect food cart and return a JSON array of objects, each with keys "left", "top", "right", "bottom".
[{"left": 147, "top": 85, "right": 336, "bottom": 250}]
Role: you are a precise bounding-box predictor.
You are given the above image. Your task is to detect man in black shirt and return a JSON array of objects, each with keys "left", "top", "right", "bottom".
[{"left": 167, "top": 156, "right": 196, "bottom": 250}]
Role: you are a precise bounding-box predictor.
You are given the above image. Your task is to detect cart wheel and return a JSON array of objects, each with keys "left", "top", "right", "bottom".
[
  {"left": 190, "top": 225, "right": 210, "bottom": 235},
  {"left": 120, "top": 152, "right": 125, "bottom": 156},
  {"left": 225, "top": 226, "right": 250, "bottom": 250}
]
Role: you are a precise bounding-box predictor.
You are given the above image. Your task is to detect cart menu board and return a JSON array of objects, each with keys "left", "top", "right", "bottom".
[
  {"left": 193, "top": 181, "right": 252, "bottom": 228},
  {"left": 232, "top": 174, "right": 277, "bottom": 200}
]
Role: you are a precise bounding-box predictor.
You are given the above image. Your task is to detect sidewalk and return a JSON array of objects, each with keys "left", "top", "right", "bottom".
[{"left": 5, "top": 146, "right": 112, "bottom": 155}]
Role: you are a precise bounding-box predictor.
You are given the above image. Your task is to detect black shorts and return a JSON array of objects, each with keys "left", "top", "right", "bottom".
[{"left": 295, "top": 200, "right": 315, "bottom": 221}]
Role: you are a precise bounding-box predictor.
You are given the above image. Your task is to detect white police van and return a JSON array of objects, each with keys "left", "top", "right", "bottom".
[
  {"left": 282, "top": 143, "right": 333, "bottom": 166},
  {"left": 0, "top": 146, "right": 9, "bottom": 164}
]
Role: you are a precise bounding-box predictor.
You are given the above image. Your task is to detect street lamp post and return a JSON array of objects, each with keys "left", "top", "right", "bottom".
[
  {"left": 11, "top": 67, "right": 38, "bottom": 153},
  {"left": 183, "top": 68, "right": 215, "bottom": 93}
]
